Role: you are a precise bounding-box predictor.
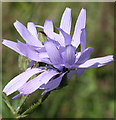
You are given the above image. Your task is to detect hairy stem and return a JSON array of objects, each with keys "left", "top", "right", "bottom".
[
  {"left": 16, "top": 92, "right": 50, "bottom": 119},
  {"left": 2, "top": 92, "right": 17, "bottom": 117},
  {"left": 16, "top": 95, "right": 29, "bottom": 113}
]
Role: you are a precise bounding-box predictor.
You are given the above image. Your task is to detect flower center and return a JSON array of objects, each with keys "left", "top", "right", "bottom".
[{"left": 62, "top": 67, "right": 68, "bottom": 72}]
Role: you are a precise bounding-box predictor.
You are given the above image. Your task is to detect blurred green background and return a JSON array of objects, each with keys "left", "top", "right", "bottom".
[{"left": 2, "top": 2, "right": 114, "bottom": 118}]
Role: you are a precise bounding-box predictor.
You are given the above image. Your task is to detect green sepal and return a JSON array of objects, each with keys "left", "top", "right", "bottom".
[
  {"left": 56, "top": 72, "right": 68, "bottom": 90},
  {"left": 18, "top": 55, "right": 31, "bottom": 71},
  {"left": 38, "top": 31, "right": 47, "bottom": 45}
]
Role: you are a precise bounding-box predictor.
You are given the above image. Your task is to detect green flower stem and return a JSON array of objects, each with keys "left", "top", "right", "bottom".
[
  {"left": 2, "top": 92, "right": 17, "bottom": 116},
  {"left": 16, "top": 92, "right": 50, "bottom": 119},
  {"left": 16, "top": 95, "right": 29, "bottom": 113}
]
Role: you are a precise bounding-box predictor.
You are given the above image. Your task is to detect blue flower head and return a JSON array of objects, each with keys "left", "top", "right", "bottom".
[{"left": 2, "top": 8, "right": 114, "bottom": 99}]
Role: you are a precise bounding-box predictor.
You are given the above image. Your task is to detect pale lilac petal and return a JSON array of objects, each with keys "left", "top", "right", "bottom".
[
  {"left": 2, "top": 39, "right": 44, "bottom": 62},
  {"left": 76, "top": 68, "right": 86, "bottom": 77},
  {"left": 3, "top": 68, "right": 43, "bottom": 96},
  {"left": 30, "top": 46, "right": 46, "bottom": 52},
  {"left": 40, "top": 58, "right": 52, "bottom": 65},
  {"left": 17, "top": 40, "right": 38, "bottom": 59},
  {"left": 76, "top": 47, "right": 93, "bottom": 65},
  {"left": 35, "top": 25, "right": 44, "bottom": 29},
  {"left": 17, "top": 41, "right": 47, "bottom": 61},
  {"left": 62, "top": 45, "right": 76, "bottom": 67},
  {"left": 47, "top": 36, "right": 61, "bottom": 48},
  {"left": 77, "top": 55, "right": 114, "bottom": 68},
  {"left": 27, "top": 22, "right": 38, "bottom": 39},
  {"left": 52, "top": 32, "right": 65, "bottom": 46},
  {"left": 40, "top": 73, "right": 65, "bottom": 95},
  {"left": 2, "top": 39, "right": 24, "bottom": 56},
  {"left": 14, "top": 20, "right": 42, "bottom": 47},
  {"left": 67, "top": 68, "right": 85, "bottom": 79},
  {"left": 60, "top": 7, "right": 72, "bottom": 34},
  {"left": 12, "top": 93, "right": 22, "bottom": 100},
  {"left": 80, "top": 28, "right": 86, "bottom": 52},
  {"left": 75, "top": 52, "right": 81, "bottom": 63},
  {"left": 67, "top": 70, "right": 77, "bottom": 80},
  {"left": 56, "top": 27, "right": 72, "bottom": 46},
  {"left": 72, "top": 8, "right": 86, "bottom": 48},
  {"left": 38, "top": 52, "right": 49, "bottom": 59},
  {"left": 59, "top": 46, "right": 65, "bottom": 53},
  {"left": 18, "top": 70, "right": 59, "bottom": 95},
  {"left": 44, "top": 20, "right": 54, "bottom": 39},
  {"left": 44, "top": 41, "right": 62, "bottom": 65},
  {"left": 44, "top": 28, "right": 64, "bottom": 46},
  {"left": 27, "top": 60, "right": 36, "bottom": 69}
]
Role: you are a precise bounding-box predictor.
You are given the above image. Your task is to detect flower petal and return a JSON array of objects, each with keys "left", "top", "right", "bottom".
[
  {"left": 52, "top": 32, "right": 65, "bottom": 46},
  {"left": 75, "top": 52, "right": 81, "bottom": 63},
  {"left": 76, "top": 68, "right": 86, "bottom": 77},
  {"left": 40, "top": 73, "right": 65, "bottom": 95},
  {"left": 67, "top": 68, "right": 86, "bottom": 80},
  {"left": 67, "top": 70, "right": 77, "bottom": 80},
  {"left": 18, "top": 70, "right": 59, "bottom": 95},
  {"left": 47, "top": 36, "right": 61, "bottom": 48},
  {"left": 2, "top": 39, "right": 48, "bottom": 62},
  {"left": 30, "top": 46, "right": 46, "bottom": 52},
  {"left": 12, "top": 93, "right": 22, "bottom": 100},
  {"left": 77, "top": 55, "right": 114, "bottom": 68},
  {"left": 43, "top": 20, "right": 64, "bottom": 45},
  {"left": 35, "top": 25, "right": 44, "bottom": 29},
  {"left": 44, "top": 41, "right": 62, "bottom": 65},
  {"left": 72, "top": 8, "right": 86, "bottom": 48},
  {"left": 44, "top": 24, "right": 65, "bottom": 46},
  {"left": 27, "top": 60, "right": 36, "bottom": 69},
  {"left": 60, "top": 7, "right": 72, "bottom": 34},
  {"left": 56, "top": 27, "right": 72, "bottom": 46},
  {"left": 76, "top": 47, "right": 93, "bottom": 65},
  {"left": 62, "top": 45, "right": 76, "bottom": 68},
  {"left": 14, "top": 20, "right": 42, "bottom": 47},
  {"left": 44, "top": 20, "right": 54, "bottom": 39},
  {"left": 80, "top": 28, "right": 86, "bottom": 52},
  {"left": 3, "top": 68, "right": 43, "bottom": 96},
  {"left": 27, "top": 22, "right": 38, "bottom": 39},
  {"left": 17, "top": 40, "right": 48, "bottom": 61},
  {"left": 2, "top": 39, "right": 24, "bottom": 56},
  {"left": 40, "top": 58, "right": 52, "bottom": 65}
]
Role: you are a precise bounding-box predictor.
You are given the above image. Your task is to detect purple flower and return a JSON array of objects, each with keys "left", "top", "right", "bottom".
[
  {"left": 36, "top": 7, "right": 114, "bottom": 79},
  {"left": 35, "top": 7, "right": 114, "bottom": 93},
  {"left": 3, "top": 8, "right": 114, "bottom": 99}
]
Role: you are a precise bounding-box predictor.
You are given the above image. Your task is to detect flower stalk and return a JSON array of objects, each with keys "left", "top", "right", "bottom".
[
  {"left": 2, "top": 92, "right": 17, "bottom": 117},
  {"left": 3, "top": 91, "right": 50, "bottom": 118},
  {"left": 16, "top": 95, "right": 29, "bottom": 113},
  {"left": 16, "top": 92, "right": 50, "bottom": 118}
]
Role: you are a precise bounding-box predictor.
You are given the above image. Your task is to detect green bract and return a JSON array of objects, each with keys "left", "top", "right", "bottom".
[{"left": 38, "top": 31, "right": 47, "bottom": 45}]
